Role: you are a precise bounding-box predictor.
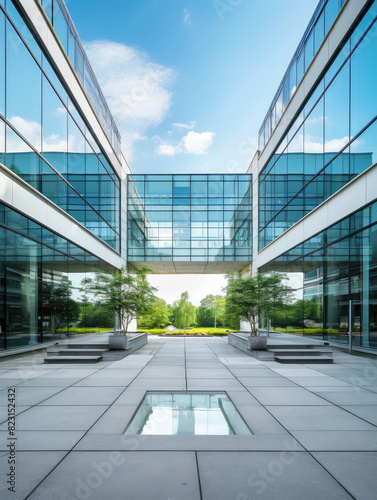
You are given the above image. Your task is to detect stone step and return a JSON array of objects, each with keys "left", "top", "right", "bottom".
[
  {"left": 61, "top": 343, "right": 109, "bottom": 350},
  {"left": 275, "top": 355, "right": 333, "bottom": 364},
  {"left": 54, "top": 349, "right": 108, "bottom": 356},
  {"left": 269, "top": 349, "right": 326, "bottom": 356},
  {"left": 267, "top": 343, "right": 329, "bottom": 350},
  {"left": 44, "top": 355, "right": 102, "bottom": 364}
]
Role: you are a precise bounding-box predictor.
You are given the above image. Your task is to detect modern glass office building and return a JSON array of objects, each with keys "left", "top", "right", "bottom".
[
  {"left": 0, "top": 0, "right": 126, "bottom": 350},
  {"left": 250, "top": 0, "right": 377, "bottom": 351},
  {"left": 1, "top": 0, "right": 377, "bottom": 354}
]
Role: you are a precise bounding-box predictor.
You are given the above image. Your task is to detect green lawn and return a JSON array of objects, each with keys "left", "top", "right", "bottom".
[
  {"left": 56, "top": 327, "right": 112, "bottom": 334},
  {"left": 138, "top": 327, "right": 237, "bottom": 336},
  {"left": 56, "top": 327, "right": 236, "bottom": 336},
  {"left": 274, "top": 328, "right": 347, "bottom": 335}
]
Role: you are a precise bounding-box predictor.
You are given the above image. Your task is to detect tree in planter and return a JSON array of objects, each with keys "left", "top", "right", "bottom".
[
  {"left": 81, "top": 266, "right": 156, "bottom": 335},
  {"left": 225, "top": 273, "right": 293, "bottom": 336}
]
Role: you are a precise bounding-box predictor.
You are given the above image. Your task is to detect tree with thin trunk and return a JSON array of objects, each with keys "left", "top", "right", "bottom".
[
  {"left": 225, "top": 273, "right": 293, "bottom": 336},
  {"left": 81, "top": 266, "right": 156, "bottom": 334},
  {"left": 172, "top": 291, "right": 196, "bottom": 329}
]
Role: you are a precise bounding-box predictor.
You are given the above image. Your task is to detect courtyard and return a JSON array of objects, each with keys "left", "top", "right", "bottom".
[{"left": 1, "top": 335, "right": 377, "bottom": 499}]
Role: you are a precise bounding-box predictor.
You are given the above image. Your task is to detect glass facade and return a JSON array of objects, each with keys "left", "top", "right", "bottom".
[
  {"left": 259, "top": 0, "right": 347, "bottom": 151},
  {"left": 36, "top": 0, "right": 121, "bottom": 157},
  {"left": 260, "top": 201, "right": 377, "bottom": 349},
  {"left": 0, "top": 202, "right": 113, "bottom": 351},
  {"left": 128, "top": 175, "right": 252, "bottom": 263},
  {"left": 0, "top": 2, "right": 120, "bottom": 251},
  {"left": 258, "top": 0, "right": 377, "bottom": 250}
]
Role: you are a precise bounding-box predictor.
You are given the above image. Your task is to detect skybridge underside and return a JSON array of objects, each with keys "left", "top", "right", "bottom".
[{"left": 129, "top": 260, "right": 251, "bottom": 274}]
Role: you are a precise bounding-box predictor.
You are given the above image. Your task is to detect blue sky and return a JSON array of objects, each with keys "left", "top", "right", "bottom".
[{"left": 67, "top": 0, "right": 319, "bottom": 175}]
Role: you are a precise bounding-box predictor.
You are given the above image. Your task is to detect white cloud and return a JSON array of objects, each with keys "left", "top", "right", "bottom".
[
  {"left": 155, "top": 130, "right": 215, "bottom": 157},
  {"left": 172, "top": 121, "right": 196, "bottom": 130},
  {"left": 183, "top": 131, "right": 215, "bottom": 155},
  {"left": 7, "top": 116, "right": 76, "bottom": 153},
  {"left": 84, "top": 40, "right": 176, "bottom": 160},
  {"left": 324, "top": 137, "right": 354, "bottom": 152},
  {"left": 43, "top": 133, "right": 69, "bottom": 152},
  {"left": 156, "top": 143, "right": 181, "bottom": 157},
  {"left": 9, "top": 116, "right": 41, "bottom": 150},
  {"left": 184, "top": 8, "right": 191, "bottom": 24},
  {"left": 305, "top": 115, "right": 327, "bottom": 125},
  {"left": 288, "top": 134, "right": 354, "bottom": 154}
]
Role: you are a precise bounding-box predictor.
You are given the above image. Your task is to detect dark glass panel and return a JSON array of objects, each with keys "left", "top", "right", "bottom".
[
  {"left": 0, "top": 227, "right": 4, "bottom": 349},
  {"left": 6, "top": 230, "right": 40, "bottom": 348}
]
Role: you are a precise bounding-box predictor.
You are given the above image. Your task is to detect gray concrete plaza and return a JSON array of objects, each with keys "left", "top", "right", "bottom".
[{"left": 1, "top": 335, "right": 377, "bottom": 499}]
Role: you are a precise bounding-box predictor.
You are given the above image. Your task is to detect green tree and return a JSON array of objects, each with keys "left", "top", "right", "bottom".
[
  {"left": 138, "top": 297, "right": 170, "bottom": 329},
  {"left": 225, "top": 273, "right": 293, "bottom": 335},
  {"left": 197, "top": 294, "right": 225, "bottom": 327},
  {"left": 172, "top": 291, "right": 196, "bottom": 329},
  {"left": 224, "top": 297, "right": 241, "bottom": 330},
  {"left": 197, "top": 305, "right": 213, "bottom": 327},
  {"left": 78, "top": 299, "right": 115, "bottom": 329},
  {"left": 81, "top": 267, "right": 156, "bottom": 334}
]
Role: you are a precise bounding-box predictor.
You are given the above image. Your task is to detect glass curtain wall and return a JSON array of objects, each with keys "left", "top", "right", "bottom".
[
  {"left": 261, "top": 201, "right": 377, "bottom": 349},
  {"left": 36, "top": 0, "right": 121, "bottom": 157},
  {"left": 128, "top": 175, "right": 252, "bottom": 263},
  {"left": 0, "top": 202, "right": 115, "bottom": 351},
  {"left": 259, "top": 0, "right": 347, "bottom": 150},
  {"left": 259, "top": 0, "right": 377, "bottom": 250},
  {"left": 0, "top": 3, "right": 120, "bottom": 251}
]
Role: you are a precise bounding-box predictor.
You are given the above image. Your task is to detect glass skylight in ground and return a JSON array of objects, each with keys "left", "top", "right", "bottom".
[{"left": 124, "top": 392, "right": 252, "bottom": 435}]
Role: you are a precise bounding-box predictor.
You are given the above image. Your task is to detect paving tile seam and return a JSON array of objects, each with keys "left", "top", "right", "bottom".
[
  {"left": 305, "top": 452, "right": 358, "bottom": 500},
  {"left": 57, "top": 448, "right": 312, "bottom": 453},
  {"left": 0, "top": 354, "right": 136, "bottom": 415},
  {"left": 0, "top": 364, "right": 117, "bottom": 426},
  {"left": 23, "top": 449, "right": 73, "bottom": 500},
  {"left": 195, "top": 451, "right": 204, "bottom": 500},
  {"left": 280, "top": 387, "right": 377, "bottom": 430},
  {"left": 298, "top": 360, "right": 377, "bottom": 395}
]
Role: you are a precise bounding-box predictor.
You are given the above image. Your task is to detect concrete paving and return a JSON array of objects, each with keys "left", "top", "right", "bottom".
[{"left": 0, "top": 335, "right": 377, "bottom": 499}]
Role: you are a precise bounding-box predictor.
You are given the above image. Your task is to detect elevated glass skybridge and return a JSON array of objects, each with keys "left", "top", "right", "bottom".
[{"left": 127, "top": 174, "right": 252, "bottom": 274}]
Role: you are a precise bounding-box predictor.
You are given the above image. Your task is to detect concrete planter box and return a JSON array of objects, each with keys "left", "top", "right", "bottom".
[
  {"left": 247, "top": 335, "right": 267, "bottom": 351},
  {"left": 109, "top": 335, "right": 128, "bottom": 350}
]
